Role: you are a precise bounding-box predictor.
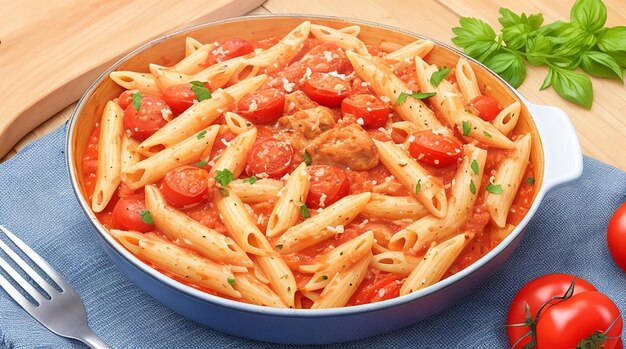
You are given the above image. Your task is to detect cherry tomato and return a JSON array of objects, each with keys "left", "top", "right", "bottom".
[
  {"left": 471, "top": 95, "right": 502, "bottom": 121},
  {"left": 608, "top": 202, "right": 626, "bottom": 272},
  {"left": 162, "top": 82, "right": 210, "bottom": 115},
  {"left": 537, "top": 291, "right": 622, "bottom": 349},
  {"left": 117, "top": 90, "right": 136, "bottom": 110},
  {"left": 205, "top": 38, "right": 254, "bottom": 66},
  {"left": 237, "top": 89, "right": 285, "bottom": 124},
  {"left": 352, "top": 274, "right": 403, "bottom": 305},
  {"left": 245, "top": 139, "right": 294, "bottom": 178},
  {"left": 303, "top": 72, "right": 350, "bottom": 108},
  {"left": 160, "top": 166, "right": 211, "bottom": 207},
  {"left": 407, "top": 131, "right": 463, "bottom": 167},
  {"left": 341, "top": 94, "right": 390, "bottom": 129},
  {"left": 305, "top": 165, "right": 350, "bottom": 208},
  {"left": 507, "top": 274, "right": 597, "bottom": 349},
  {"left": 123, "top": 94, "right": 170, "bottom": 141},
  {"left": 112, "top": 197, "right": 154, "bottom": 233}
]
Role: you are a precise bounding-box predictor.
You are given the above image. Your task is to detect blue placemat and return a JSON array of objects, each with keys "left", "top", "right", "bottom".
[{"left": 1, "top": 124, "right": 625, "bottom": 349}]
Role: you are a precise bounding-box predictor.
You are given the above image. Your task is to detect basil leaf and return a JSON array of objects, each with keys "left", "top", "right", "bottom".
[
  {"left": 469, "top": 180, "right": 477, "bottom": 195},
  {"left": 550, "top": 66, "right": 593, "bottom": 109},
  {"left": 189, "top": 81, "right": 212, "bottom": 102},
  {"left": 485, "top": 52, "right": 527, "bottom": 88},
  {"left": 139, "top": 210, "right": 154, "bottom": 225},
  {"left": 540, "top": 66, "right": 554, "bottom": 90},
  {"left": 215, "top": 169, "right": 235, "bottom": 186},
  {"left": 395, "top": 91, "right": 436, "bottom": 105},
  {"left": 597, "top": 26, "right": 626, "bottom": 54},
  {"left": 580, "top": 51, "right": 624, "bottom": 80},
  {"left": 430, "top": 67, "right": 451, "bottom": 87},
  {"left": 218, "top": 188, "right": 229, "bottom": 197},
  {"left": 131, "top": 92, "right": 142, "bottom": 111},
  {"left": 243, "top": 176, "right": 257, "bottom": 184},
  {"left": 196, "top": 130, "right": 207, "bottom": 139},
  {"left": 303, "top": 152, "right": 312, "bottom": 166},
  {"left": 227, "top": 277, "right": 236, "bottom": 285},
  {"left": 502, "top": 24, "right": 532, "bottom": 51},
  {"left": 195, "top": 160, "right": 208, "bottom": 167},
  {"left": 499, "top": 8, "right": 544, "bottom": 30},
  {"left": 526, "top": 35, "right": 554, "bottom": 66},
  {"left": 570, "top": 0, "right": 607, "bottom": 34},
  {"left": 486, "top": 183, "right": 503, "bottom": 195},
  {"left": 415, "top": 179, "right": 421, "bottom": 195},
  {"left": 462, "top": 120, "right": 471, "bottom": 136},
  {"left": 471, "top": 159, "right": 479, "bottom": 175},
  {"left": 300, "top": 205, "right": 310, "bottom": 219},
  {"left": 452, "top": 18, "right": 501, "bottom": 61}
]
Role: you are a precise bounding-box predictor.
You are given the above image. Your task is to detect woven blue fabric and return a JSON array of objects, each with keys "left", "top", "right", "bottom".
[{"left": 0, "top": 124, "right": 625, "bottom": 349}]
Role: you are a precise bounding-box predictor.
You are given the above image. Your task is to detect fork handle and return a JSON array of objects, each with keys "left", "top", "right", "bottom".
[{"left": 77, "top": 327, "right": 113, "bottom": 349}]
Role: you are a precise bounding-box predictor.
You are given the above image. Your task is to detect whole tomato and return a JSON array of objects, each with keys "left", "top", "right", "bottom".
[{"left": 608, "top": 202, "right": 626, "bottom": 272}]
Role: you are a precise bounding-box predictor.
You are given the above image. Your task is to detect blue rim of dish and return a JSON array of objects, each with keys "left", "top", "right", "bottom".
[{"left": 66, "top": 14, "right": 551, "bottom": 318}]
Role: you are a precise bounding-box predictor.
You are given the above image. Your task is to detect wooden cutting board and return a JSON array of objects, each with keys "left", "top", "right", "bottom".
[{"left": 0, "top": 0, "right": 265, "bottom": 158}]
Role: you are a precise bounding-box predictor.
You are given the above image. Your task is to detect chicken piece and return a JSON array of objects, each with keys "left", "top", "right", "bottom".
[
  {"left": 306, "top": 124, "right": 379, "bottom": 171},
  {"left": 284, "top": 91, "right": 318, "bottom": 115},
  {"left": 278, "top": 106, "right": 336, "bottom": 139}
]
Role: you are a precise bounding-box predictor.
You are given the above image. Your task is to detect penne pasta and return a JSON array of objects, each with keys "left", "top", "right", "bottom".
[
  {"left": 122, "top": 125, "right": 219, "bottom": 190},
  {"left": 120, "top": 133, "right": 141, "bottom": 172},
  {"left": 227, "top": 178, "right": 281, "bottom": 203},
  {"left": 493, "top": 101, "right": 521, "bottom": 136},
  {"left": 251, "top": 253, "right": 297, "bottom": 308},
  {"left": 233, "top": 272, "right": 287, "bottom": 308},
  {"left": 400, "top": 233, "right": 473, "bottom": 295},
  {"left": 371, "top": 251, "right": 420, "bottom": 276},
  {"left": 224, "top": 111, "right": 255, "bottom": 134},
  {"left": 361, "top": 194, "right": 430, "bottom": 221},
  {"left": 455, "top": 58, "right": 481, "bottom": 102},
  {"left": 171, "top": 42, "right": 213, "bottom": 75},
  {"left": 208, "top": 127, "right": 257, "bottom": 178},
  {"left": 92, "top": 101, "right": 124, "bottom": 212},
  {"left": 310, "top": 24, "right": 368, "bottom": 55},
  {"left": 109, "top": 71, "right": 160, "bottom": 96},
  {"left": 111, "top": 230, "right": 241, "bottom": 298},
  {"left": 486, "top": 133, "right": 532, "bottom": 227},
  {"left": 373, "top": 139, "right": 447, "bottom": 218},
  {"left": 185, "top": 37, "right": 204, "bottom": 57},
  {"left": 311, "top": 252, "right": 372, "bottom": 309},
  {"left": 385, "top": 39, "right": 435, "bottom": 62},
  {"left": 150, "top": 56, "right": 245, "bottom": 91},
  {"left": 144, "top": 185, "right": 253, "bottom": 267},
  {"left": 276, "top": 192, "right": 372, "bottom": 254},
  {"left": 455, "top": 110, "right": 515, "bottom": 149},
  {"left": 388, "top": 144, "right": 487, "bottom": 250},
  {"left": 266, "top": 163, "right": 311, "bottom": 237},
  {"left": 346, "top": 50, "right": 446, "bottom": 132}
]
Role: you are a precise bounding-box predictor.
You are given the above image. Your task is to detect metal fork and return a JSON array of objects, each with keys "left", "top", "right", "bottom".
[{"left": 0, "top": 225, "right": 112, "bottom": 349}]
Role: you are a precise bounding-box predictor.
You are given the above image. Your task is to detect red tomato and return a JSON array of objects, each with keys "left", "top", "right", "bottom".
[
  {"left": 245, "top": 139, "right": 294, "bottom": 178},
  {"left": 537, "top": 291, "right": 622, "bottom": 349},
  {"left": 303, "top": 72, "right": 350, "bottom": 108},
  {"left": 507, "top": 274, "right": 597, "bottom": 349},
  {"left": 305, "top": 165, "right": 350, "bottom": 208},
  {"left": 112, "top": 197, "right": 154, "bottom": 233},
  {"left": 237, "top": 89, "right": 285, "bottom": 124},
  {"left": 352, "top": 274, "right": 403, "bottom": 305},
  {"left": 608, "top": 202, "right": 626, "bottom": 272},
  {"left": 407, "top": 131, "right": 463, "bottom": 167},
  {"left": 123, "top": 94, "right": 170, "bottom": 141},
  {"left": 117, "top": 90, "right": 136, "bottom": 110},
  {"left": 162, "top": 82, "right": 210, "bottom": 115},
  {"left": 471, "top": 95, "right": 502, "bottom": 121},
  {"left": 205, "top": 38, "right": 254, "bottom": 66},
  {"left": 341, "top": 94, "right": 390, "bottom": 129},
  {"left": 160, "top": 166, "right": 211, "bottom": 207}
]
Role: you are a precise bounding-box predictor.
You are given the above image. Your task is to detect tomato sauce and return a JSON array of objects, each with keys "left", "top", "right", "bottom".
[{"left": 83, "top": 29, "right": 536, "bottom": 308}]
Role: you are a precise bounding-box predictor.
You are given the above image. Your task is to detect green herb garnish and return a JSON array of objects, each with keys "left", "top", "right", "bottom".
[
  {"left": 322, "top": 275, "right": 328, "bottom": 280},
  {"left": 139, "top": 210, "right": 154, "bottom": 225},
  {"left": 195, "top": 160, "right": 208, "bottom": 167},
  {"left": 276, "top": 244, "right": 283, "bottom": 249},
  {"left": 190, "top": 81, "right": 212, "bottom": 102},
  {"left": 471, "top": 159, "right": 479, "bottom": 175},
  {"left": 218, "top": 188, "right": 230, "bottom": 197},
  {"left": 415, "top": 179, "right": 422, "bottom": 195},
  {"left": 483, "top": 131, "right": 493, "bottom": 139},
  {"left": 527, "top": 177, "right": 535, "bottom": 184},
  {"left": 196, "top": 130, "right": 207, "bottom": 139},
  {"left": 300, "top": 204, "right": 310, "bottom": 219},
  {"left": 486, "top": 183, "right": 504, "bottom": 194},
  {"left": 131, "top": 92, "right": 142, "bottom": 111},
  {"left": 462, "top": 121, "right": 471, "bottom": 136},
  {"left": 430, "top": 67, "right": 451, "bottom": 87},
  {"left": 395, "top": 91, "right": 437, "bottom": 105},
  {"left": 469, "top": 180, "right": 477, "bottom": 194},
  {"left": 243, "top": 176, "right": 257, "bottom": 184},
  {"left": 303, "top": 152, "right": 312, "bottom": 166},
  {"left": 227, "top": 277, "right": 236, "bottom": 285},
  {"left": 215, "top": 169, "right": 234, "bottom": 186}
]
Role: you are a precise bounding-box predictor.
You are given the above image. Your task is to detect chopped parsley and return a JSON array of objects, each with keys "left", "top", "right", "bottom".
[
  {"left": 526, "top": 177, "right": 535, "bottom": 184},
  {"left": 486, "top": 183, "right": 503, "bottom": 194},
  {"left": 300, "top": 204, "right": 310, "bottom": 219},
  {"left": 395, "top": 91, "right": 437, "bottom": 105},
  {"left": 322, "top": 275, "right": 328, "bottom": 280},
  {"left": 462, "top": 121, "right": 471, "bottom": 136},
  {"left": 243, "top": 176, "right": 257, "bottom": 184},
  {"left": 218, "top": 188, "right": 230, "bottom": 197},
  {"left": 430, "top": 67, "right": 451, "bottom": 87},
  {"left": 195, "top": 160, "right": 208, "bottom": 167},
  {"left": 196, "top": 130, "right": 207, "bottom": 139},
  {"left": 138, "top": 210, "right": 154, "bottom": 225},
  {"left": 215, "top": 169, "right": 235, "bottom": 186},
  {"left": 303, "top": 152, "right": 312, "bottom": 166},
  {"left": 276, "top": 244, "right": 283, "bottom": 249},
  {"left": 189, "top": 80, "right": 212, "bottom": 102},
  {"left": 469, "top": 180, "right": 476, "bottom": 194},
  {"left": 415, "top": 179, "right": 422, "bottom": 195},
  {"left": 131, "top": 92, "right": 142, "bottom": 111},
  {"left": 471, "top": 159, "right": 479, "bottom": 175},
  {"left": 227, "top": 277, "right": 236, "bottom": 285},
  {"left": 483, "top": 131, "right": 493, "bottom": 139}
]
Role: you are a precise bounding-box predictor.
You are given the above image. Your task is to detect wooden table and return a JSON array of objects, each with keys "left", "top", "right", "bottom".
[{"left": 4, "top": 0, "right": 625, "bottom": 170}]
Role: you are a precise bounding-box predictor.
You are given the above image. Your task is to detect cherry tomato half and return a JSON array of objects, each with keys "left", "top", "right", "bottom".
[
  {"left": 205, "top": 38, "right": 254, "bottom": 66},
  {"left": 608, "top": 202, "right": 626, "bottom": 272},
  {"left": 536, "top": 291, "right": 622, "bottom": 349},
  {"left": 162, "top": 82, "right": 211, "bottom": 115},
  {"left": 407, "top": 131, "right": 463, "bottom": 167},
  {"left": 117, "top": 90, "right": 137, "bottom": 110},
  {"left": 352, "top": 274, "right": 403, "bottom": 305},
  {"left": 471, "top": 95, "right": 502, "bottom": 121},
  {"left": 245, "top": 139, "right": 294, "bottom": 179},
  {"left": 160, "top": 166, "right": 211, "bottom": 207},
  {"left": 341, "top": 94, "right": 390, "bottom": 129},
  {"left": 303, "top": 72, "right": 350, "bottom": 108},
  {"left": 237, "top": 89, "right": 285, "bottom": 124},
  {"left": 123, "top": 94, "right": 170, "bottom": 141},
  {"left": 305, "top": 165, "right": 350, "bottom": 208},
  {"left": 507, "top": 274, "right": 597, "bottom": 349},
  {"left": 112, "top": 197, "right": 154, "bottom": 233}
]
